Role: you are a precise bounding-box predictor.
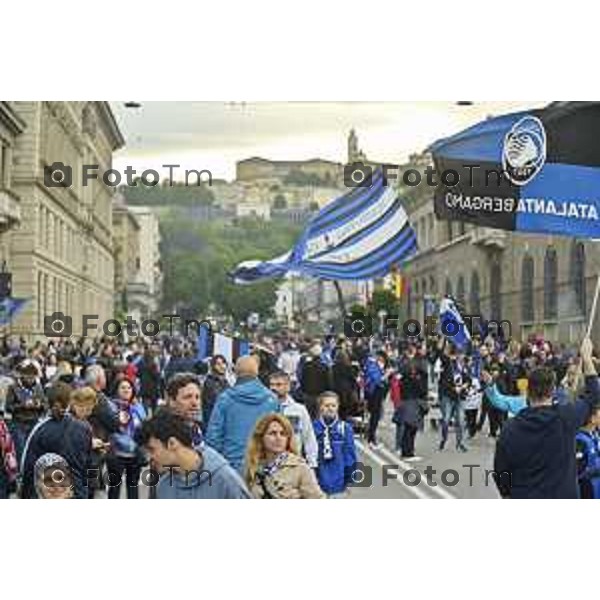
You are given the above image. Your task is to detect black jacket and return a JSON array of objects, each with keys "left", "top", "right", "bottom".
[
  {"left": 299, "top": 358, "right": 332, "bottom": 397},
  {"left": 21, "top": 415, "right": 92, "bottom": 499},
  {"left": 201, "top": 372, "right": 229, "bottom": 427},
  {"left": 494, "top": 375, "right": 600, "bottom": 499},
  {"left": 89, "top": 393, "right": 120, "bottom": 442}
]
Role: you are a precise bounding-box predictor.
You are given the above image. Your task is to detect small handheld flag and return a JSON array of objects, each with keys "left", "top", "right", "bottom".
[{"left": 439, "top": 296, "right": 471, "bottom": 350}]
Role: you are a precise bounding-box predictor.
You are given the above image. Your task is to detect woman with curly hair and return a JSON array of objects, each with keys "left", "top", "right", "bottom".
[{"left": 245, "top": 413, "right": 324, "bottom": 499}]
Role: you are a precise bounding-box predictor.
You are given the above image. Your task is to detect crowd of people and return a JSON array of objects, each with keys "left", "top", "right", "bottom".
[{"left": 0, "top": 323, "right": 599, "bottom": 499}]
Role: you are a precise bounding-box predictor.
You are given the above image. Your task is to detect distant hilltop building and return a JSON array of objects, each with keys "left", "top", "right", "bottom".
[{"left": 236, "top": 156, "right": 342, "bottom": 185}]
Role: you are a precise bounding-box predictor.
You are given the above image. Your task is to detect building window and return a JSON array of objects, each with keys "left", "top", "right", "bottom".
[
  {"left": 421, "top": 278, "right": 427, "bottom": 295},
  {"left": 37, "top": 272, "right": 43, "bottom": 329},
  {"left": 490, "top": 260, "right": 502, "bottom": 320},
  {"left": 522, "top": 255, "right": 535, "bottom": 322},
  {"left": 445, "top": 278, "right": 453, "bottom": 297},
  {"left": 456, "top": 275, "right": 465, "bottom": 306},
  {"left": 470, "top": 271, "right": 481, "bottom": 315},
  {"left": 571, "top": 241, "right": 586, "bottom": 315},
  {"left": 544, "top": 247, "right": 558, "bottom": 320}
]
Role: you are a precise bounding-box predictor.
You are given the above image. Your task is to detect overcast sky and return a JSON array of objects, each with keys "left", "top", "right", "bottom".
[{"left": 111, "top": 101, "right": 547, "bottom": 181}]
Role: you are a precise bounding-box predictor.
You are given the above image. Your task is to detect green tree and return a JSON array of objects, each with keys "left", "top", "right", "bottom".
[
  {"left": 159, "top": 215, "right": 302, "bottom": 322},
  {"left": 273, "top": 194, "right": 287, "bottom": 209}
]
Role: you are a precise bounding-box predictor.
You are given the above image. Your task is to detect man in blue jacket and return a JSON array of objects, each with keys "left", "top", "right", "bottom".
[
  {"left": 493, "top": 337, "right": 600, "bottom": 499},
  {"left": 206, "top": 356, "right": 278, "bottom": 472}
]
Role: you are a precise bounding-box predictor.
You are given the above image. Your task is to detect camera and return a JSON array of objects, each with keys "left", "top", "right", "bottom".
[
  {"left": 44, "top": 311, "right": 73, "bottom": 337},
  {"left": 344, "top": 314, "right": 373, "bottom": 338},
  {"left": 346, "top": 462, "right": 372, "bottom": 488},
  {"left": 344, "top": 162, "right": 373, "bottom": 188},
  {"left": 44, "top": 162, "right": 73, "bottom": 188}
]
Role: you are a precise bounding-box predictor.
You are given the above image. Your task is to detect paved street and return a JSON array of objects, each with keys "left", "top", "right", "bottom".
[{"left": 349, "top": 402, "right": 500, "bottom": 499}]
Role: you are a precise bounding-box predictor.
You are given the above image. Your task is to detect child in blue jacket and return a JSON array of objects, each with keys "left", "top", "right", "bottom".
[{"left": 313, "top": 391, "right": 357, "bottom": 497}]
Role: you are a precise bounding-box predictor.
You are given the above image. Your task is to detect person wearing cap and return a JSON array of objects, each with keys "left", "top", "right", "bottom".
[{"left": 5, "top": 360, "right": 47, "bottom": 463}]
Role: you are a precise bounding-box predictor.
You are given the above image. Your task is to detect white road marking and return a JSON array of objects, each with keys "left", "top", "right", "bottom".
[
  {"left": 375, "top": 445, "right": 457, "bottom": 500},
  {"left": 356, "top": 440, "right": 439, "bottom": 500}
]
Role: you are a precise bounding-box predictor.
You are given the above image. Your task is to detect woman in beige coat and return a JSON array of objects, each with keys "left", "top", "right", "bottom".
[{"left": 245, "top": 413, "right": 325, "bottom": 499}]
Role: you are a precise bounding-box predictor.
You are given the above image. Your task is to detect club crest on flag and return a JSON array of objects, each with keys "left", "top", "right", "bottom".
[{"left": 502, "top": 115, "right": 547, "bottom": 186}]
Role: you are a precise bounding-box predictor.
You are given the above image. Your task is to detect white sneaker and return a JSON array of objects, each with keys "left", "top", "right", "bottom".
[{"left": 404, "top": 456, "right": 422, "bottom": 462}]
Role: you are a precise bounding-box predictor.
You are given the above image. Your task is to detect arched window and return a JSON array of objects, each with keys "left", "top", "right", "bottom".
[
  {"left": 490, "top": 260, "right": 502, "bottom": 320},
  {"left": 544, "top": 247, "right": 558, "bottom": 320},
  {"left": 522, "top": 255, "right": 535, "bottom": 322},
  {"left": 470, "top": 271, "right": 481, "bottom": 315},
  {"left": 456, "top": 275, "right": 466, "bottom": 307},
  {"left": 571, "top": 241, "right": 586, "bottom": 315},
  {"left": 445, "top": 278, "right": 453, "bottom": 297}
]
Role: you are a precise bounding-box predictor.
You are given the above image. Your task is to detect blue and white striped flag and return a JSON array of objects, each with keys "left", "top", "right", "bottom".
[
  {"left": 231, "top": 169, "right": 418, "bottom": 283},
  {"left": 439, "top": 296, "right": 471, "bottom": 350}
]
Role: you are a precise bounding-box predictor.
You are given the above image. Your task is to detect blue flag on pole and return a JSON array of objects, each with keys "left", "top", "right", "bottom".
[
  {"left": 231, "top": 169, "right": 417, "bottom": 283},
  {"left": 196, "top": 323, "right": 212, "bottom": 361},
  {"left": 439, "top": 296, "right": 471, "bottom": 350},
  {"left": 0, "top": 298, "right": 29, "bottom": 326},
  {"left": 430, "top": 102, "right": 600, "bottom": 239}
]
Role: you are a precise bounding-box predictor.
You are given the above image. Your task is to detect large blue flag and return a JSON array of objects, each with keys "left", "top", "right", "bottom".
[
  {"left": 231, "top": 169, "right": 418, "bottom": 282},
  {"left": 0, "top": 298, "right": 29, "bottom": 326},
  {"left": 439, "top": 296, "right": 471, "bottom": 350},
  {"left": 430, "top": 102, "right": 600, "bottom": 238}
]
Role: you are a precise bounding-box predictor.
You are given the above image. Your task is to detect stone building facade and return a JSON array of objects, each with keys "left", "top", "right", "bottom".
[
  {"left": 126, "top": 206, "right": 162, "bottom": 321},
  {"left": 112, "top": 194, "right": 140, "bottom": 314},
  {"left": 8, "top": 101, "right": 124, "bottom": 338},
  {"left": 399, "top": 155, "right": 600, "bottom": 346},
  {"left": 0, "top": 102, "right": 26, "bottom": 263}
]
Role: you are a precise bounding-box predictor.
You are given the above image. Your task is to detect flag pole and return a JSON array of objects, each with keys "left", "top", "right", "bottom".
[
  {"left": 585, "top": 273, "right": 600, "bottom": 339},
  {"left": 332, "top": 280, "right": 347, "bottom": 319}
]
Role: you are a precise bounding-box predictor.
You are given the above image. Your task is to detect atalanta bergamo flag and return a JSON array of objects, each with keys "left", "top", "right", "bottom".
[{"left": 430, "top": 102, "right": 600, "bottom": 238}]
